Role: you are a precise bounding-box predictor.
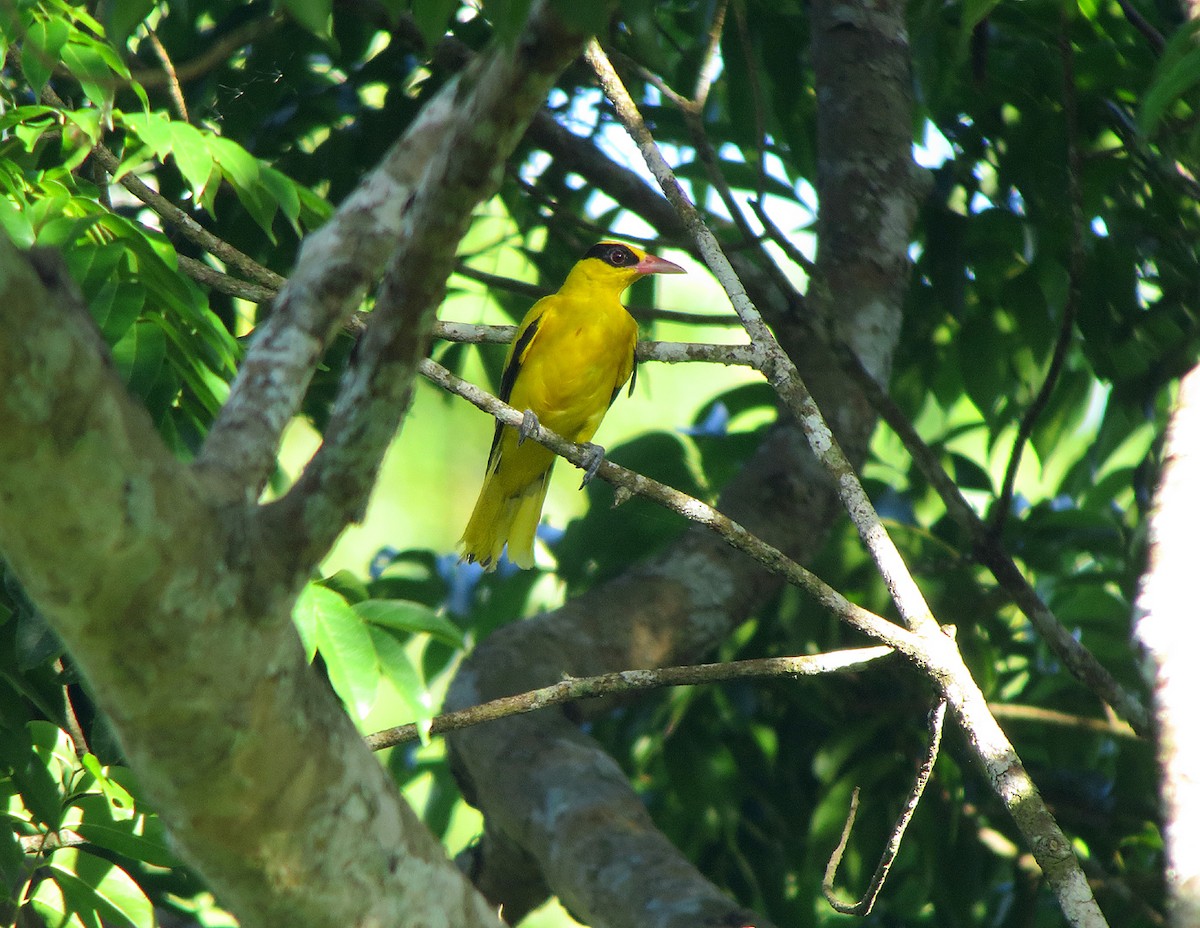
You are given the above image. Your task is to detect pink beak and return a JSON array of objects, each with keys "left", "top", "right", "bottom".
[{"left": 634, "top": 253, "right": 686, "bottom": 275}]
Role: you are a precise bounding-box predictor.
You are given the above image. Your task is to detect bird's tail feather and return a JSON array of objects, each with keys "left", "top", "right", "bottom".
[
  {"left": 504, "top": 470, "right": 552, "bottom": 569},
  {"left": 459, "top": 466, "right": 553, "bottom": 571}
]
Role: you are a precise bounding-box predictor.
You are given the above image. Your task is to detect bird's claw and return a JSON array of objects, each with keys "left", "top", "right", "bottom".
[
  {"left": 579, "top": 442, "right": 606, "bottom": 488},
  {"left": 518, "top": 409, "right": 539, "bottom": 446}
]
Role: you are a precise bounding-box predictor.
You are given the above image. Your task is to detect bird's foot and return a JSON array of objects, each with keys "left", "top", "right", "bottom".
[
  {"left": 578, "top": 442, "right": 606, "bottom": 488},
  {"left": 517, "top": 409, "right": 540, "bottom": 446}
]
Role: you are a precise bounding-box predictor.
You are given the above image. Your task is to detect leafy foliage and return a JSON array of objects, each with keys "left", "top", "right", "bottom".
[{"left": 0, "top": 0, "right": 1190, "bottom": 925}]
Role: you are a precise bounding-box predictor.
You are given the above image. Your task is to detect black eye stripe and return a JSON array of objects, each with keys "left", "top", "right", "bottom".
[{"left": 584, "top": 242, "right": 638, "bottom": 267}]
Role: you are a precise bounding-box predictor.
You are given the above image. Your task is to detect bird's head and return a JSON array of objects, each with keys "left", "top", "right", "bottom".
[{"left": 565, "top": 241, "right": 686, "bottom": 295}]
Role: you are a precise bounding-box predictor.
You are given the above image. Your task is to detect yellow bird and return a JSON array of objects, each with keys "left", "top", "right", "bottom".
[{"left": 459, "top": 242, "right": 685, "bottom": 570}]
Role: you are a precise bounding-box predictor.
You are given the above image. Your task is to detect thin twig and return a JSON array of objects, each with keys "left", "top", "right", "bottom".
[
  {"left": 432, "top": 319, "right": 756, "bottom": 366},
  {"left": 146, "top": 27, "right": 189, "bottom": 122},
  {"left": 585, "top": 40, "right": 941, "bottom": 637},
  {"left": 420, "top": 357, "right": 920, "bottom": 653},
  {"left": 991, "top": 22, "right": 1083, "bottom": 536},
  {"left": 823, "top": 700, "right": 947, "bottom": 915},
  {"left": 177, "top": 255, "right": 278, "bottom": 303},
  {"left": 35, "top": 80, "right": 285, "bottom": 292},
  {"left": 18, "top": 830, "right": 87, "bottom": 854},
  {"left": 988, "top": 703, "right": 1139, "bottom": 739},
  {"left": 692, "top": 0, "right": 729, "bottom": 109},
  {"left": 751, "top": 198, "right": 816, "bottom": 277},
  {"left": 128, "top": 14, "right": 285, "bottom": 87},
  {"left": 366, "top": 645, "right": 895, "bottom": 750},
  {"left": 55, "top": 660, "right": 90, "bottom": 757},
  {"left": 1115, "top": 0, "right": 1165, "bottom": 53}
]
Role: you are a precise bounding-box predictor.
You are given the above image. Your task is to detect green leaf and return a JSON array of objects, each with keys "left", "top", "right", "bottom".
[
  {"left": 0, "top": 727, "right": 62, "bottom": 829},
  {"left": 293, "top": 582, "right": 326, "bottom": 662},
  {"left": 120, "top": 112, "right": 174, "bottom": 161},
  {"left": 412, "top": 0, "right": 460, "bottom": 49},
  {"left": 355, "top": 599, "right": 464, "bottom": 647},
  {"left": 482, "top": 0, "right": 532, "bottom": 45},
  {"left": 60, "top": 39, "right": 116, "bottom": 111},
  {"left": 367, "top": 626, "right": 430, "bottom": 724},
  {"left": 28, "top": 874, "right": 79, "bottom": 928},
  {"left": 295, "top": 585, "right": 379, "bottom": 719},
  {"left": 0, "top": 197, "right": 35, "bottom": 248},
  {"left": 111, "top": 320, "right": 167, "bottom": 399},
  {"left": 44, "top": 848, "right": 154, "bottom": 928},
  {"left": 166, "top": 123, "right": 215, "bottom": 198},
  {"left": 320, "top": 570, "right": 370, "bottom": 605},
  {"left": 261, "top": 166, "right": 303, "bottom": 236},
  {"left": 208, "top": 135, "right": 261, "bottom": 190},
  {"left": 21, "top": 18, "right": 70, "bottom": 93},
  {"left": 101, "top": 0, "right": 155, "bottom": 46},
  {"left": 281, "top": 0, "right": 334, "bottom": 39},
  {"left": 70, "top": 783, "right": 176, "bottom": 869},
  {"left": 88, "top": 279, "right": 145, "bottom": 346},
  {"left": 548, "top": 0, "right": 610, "bottom": 35},
  {"left": 77, "top": 756, "right": 136, "bottom": 821},
  {"left": 74, "top": 821, "right": 177, "bottom": 868},
  {"left": 1139, "top": 20, "right": 1200, "bottom": 136},
  {"left": 314, "top": 601, "right": 379, "bottom": 722}
]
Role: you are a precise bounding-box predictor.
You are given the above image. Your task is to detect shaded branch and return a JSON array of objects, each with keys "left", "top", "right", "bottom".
[
  {"left": 432, "top": 319, "right": 757, "bottom": 366},
  {"left": 368, "top": 645, "right": 895, "bottom": 750},
  {"left": 177, "top": 255, "right": 277, "bottom": 303},
  {"left": 127, "top": 14, "right": 286, "bottom": 87},
  {"left": 588, "top": 17, "right": 1111, "bottom": 926},
  {"left": 420, "top": 357, "right": 919, "bottom": 652},
  {"left": 1134, "top": 360, "right": 1200, "bottom": 928},
  {"left": 991, "top": 21, "right": 1084, "bottom": 536},
  {"left": 586, "top": 39, "right": 941, "bottom": 638},
  {"left": 826, "top": 345, "right": 1150, "bottom": 735},
  {"left": 259, "top": 2, "right": 610, "bottom": 573},
  {"left": 824, "top": 700, "right": 947, "bottom": 915}
]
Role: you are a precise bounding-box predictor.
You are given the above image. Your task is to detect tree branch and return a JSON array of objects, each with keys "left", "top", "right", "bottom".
[
  {"left": 0, "top": 240, "right": 503, "bottom": 927},
  {"left": 177, "top": 255, "right": 277, "bottom": 304},
  {"left": 127, "top": 13, "right": 286, "bottom": 87},
  {"left": 824, "top": 700, "right": 947, "bottom": 915},
  {"left": 257, "top": 2, "right": 608, "bottom": 573},
  {"left": 36, "top": 78, "right": 284, "bottom": 292},
  {"left": 431, "top": 319, "right": 757, "bottom": 366},
  {"left": 589, "top": 9, "right": 1111, "bottom": 925},
  {"left": 587, "top": 38, "right": 941, "bottom": 638},
  {"left": 990, "top": 20, "right": 1084, "bottom": 537},
  {"left": 1134, "top": 360, "right": 1200, "bottom": 928},
  {"left": 368, "top": 645, "right": 895, "bottom": 750},
  {"left": 421, "top": 358, "right": 918, "bottom": 652}
]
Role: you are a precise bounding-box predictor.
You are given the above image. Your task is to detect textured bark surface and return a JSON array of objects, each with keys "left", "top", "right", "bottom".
[
  {"left": 0, "top": 4, "right": 598, "bottom": 925},
  {"left": 1135, "top": 364, "right": 1200, "bottom": 928},
  {"left": 445, "top": 1, "right": 925, "bottom": 923}
]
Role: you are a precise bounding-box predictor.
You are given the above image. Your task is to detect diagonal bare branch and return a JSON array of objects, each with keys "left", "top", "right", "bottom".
[
  {"left": 252, "top": 5, "right": 605, "bottom": 574},
  {"left": 368, "top": 645, "right": 895, "bottom": 750}
]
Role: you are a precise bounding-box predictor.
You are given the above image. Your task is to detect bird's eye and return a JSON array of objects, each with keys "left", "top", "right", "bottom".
[{"left": 608, "top": 247, "right": 628, "bottom": 265}]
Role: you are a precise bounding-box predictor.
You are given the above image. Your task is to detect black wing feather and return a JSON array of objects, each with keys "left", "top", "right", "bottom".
[
  {"left": 487, "top": 316, "right": 541, "bottom": 467},
  {"left": 610, "top": 352, "right": 638, "bottom": 406}
]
